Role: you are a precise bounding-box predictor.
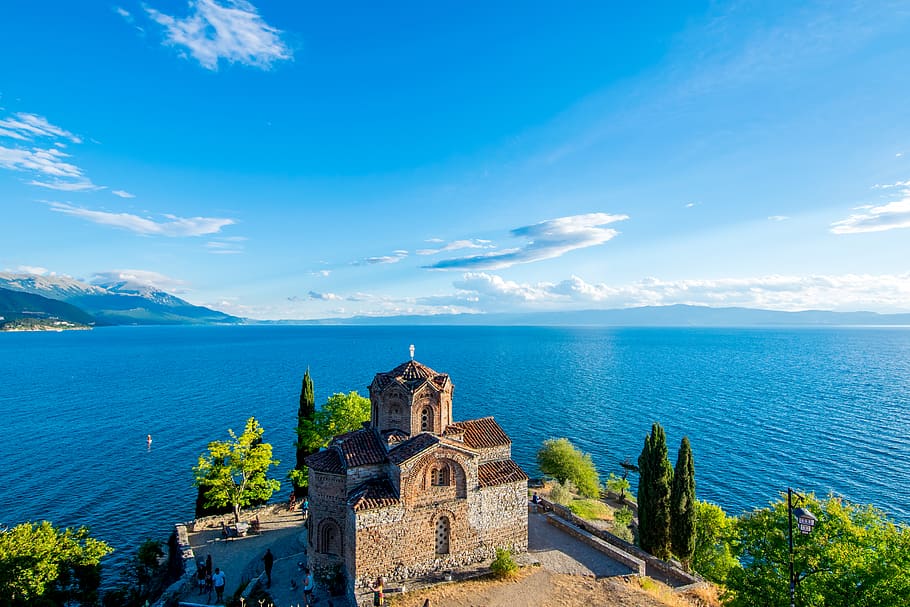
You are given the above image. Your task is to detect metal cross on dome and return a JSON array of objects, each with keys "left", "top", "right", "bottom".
[{"left": 409, "top": 344, "right": 415, "bottom": 359}]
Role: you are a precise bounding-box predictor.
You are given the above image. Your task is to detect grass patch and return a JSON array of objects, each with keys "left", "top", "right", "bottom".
[{"left": 568, "top": 498, "right": 612, "bottom": 520}]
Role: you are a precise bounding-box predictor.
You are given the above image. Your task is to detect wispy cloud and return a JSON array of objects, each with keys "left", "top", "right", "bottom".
[
  {"left": 831, "top": 185, "right": 910, "bottom": 234},
  {"left": 426, "top": 212, "right": 628, "bottom": 271},
  {"left": 308, "top": 290, "right": 342, "bottom": 301},
  {"left": 112, "top": 189, "right": 136, "bottom": 198},
  {"left": 28, "top": 178, "right": 103, "bottom": 191},
  {"left": 0, "top": 111, "right": 107, "bottom": 191},
  {"left": 115, "top": 6, "right": 133, "bottom": 21},
  {"left": 450, "top": 272, "right": 910, "bottom": 313},
  {"left": 768, "top": 215, "right": 789, "bottom": 222},
  {"left": 48, "top": 202, "right": 235, "bottom": 237},
  {"left": 0, "top": 113, "right": 81, "bottom": 143},
  {"left": 416, "top": 239, "right": 494, "bottom": 256},
  {"left": 309, "top": 269, "right": 331, "bottom": 277},
  {"left": 685, "top": 202, "right": 699, "bottom": 208},
  {"left": 145, "top": 0, "right": 292, "bottom": 71},
  {"left": 358, "top": 250, "right": 408, "bottom": 265}
]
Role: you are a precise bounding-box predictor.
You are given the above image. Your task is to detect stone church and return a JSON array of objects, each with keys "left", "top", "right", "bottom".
[{"left": 306, "top": 356, "right": 528, "bottom": 591}]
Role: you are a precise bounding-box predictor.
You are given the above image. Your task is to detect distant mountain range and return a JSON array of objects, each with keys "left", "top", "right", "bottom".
[
  {"left": 0, "top": 273, "right": 242, "bottom": 326},
  {"left": 0, "top": 287, "right": 96, "bottom": 327},
  {"left": 259, "top": 304, "right": 910, "bottom": 326}
]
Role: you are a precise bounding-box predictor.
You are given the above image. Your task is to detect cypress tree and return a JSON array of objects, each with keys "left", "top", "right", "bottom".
[
  {"left": 671, "top": 436, "right": 696, "bottom": 567},
  {"left": 294, "top": 368, "right": 316, "bottom": 497},
  {"left": 638, "top": 422, "right": 673, "bottom": 559}
]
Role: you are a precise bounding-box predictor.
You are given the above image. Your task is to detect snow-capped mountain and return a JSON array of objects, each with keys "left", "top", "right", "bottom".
[{"left": 0, "top": 272, "right": 242, "bottom": 325}]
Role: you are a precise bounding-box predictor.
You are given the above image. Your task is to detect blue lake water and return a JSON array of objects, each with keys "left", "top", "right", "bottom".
[{"left": 1, "top": 325, "right": 909, "bottom": 576}]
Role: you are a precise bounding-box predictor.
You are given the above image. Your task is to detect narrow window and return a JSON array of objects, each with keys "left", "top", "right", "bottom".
[
  {"left": 421, "top": 406, "right": 432, "bottom": 432},
  {"left": 435, "top": 516, "right": 450, "bottom": 555}
]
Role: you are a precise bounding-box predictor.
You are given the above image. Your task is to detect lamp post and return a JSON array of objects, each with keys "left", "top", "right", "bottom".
[{"left": 787, "top": 488, "right": 817, "bottom": 607}]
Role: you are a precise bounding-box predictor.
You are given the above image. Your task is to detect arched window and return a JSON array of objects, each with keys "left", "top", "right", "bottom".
[
  {"left": 421, "top": 406, "right": 433, "bottom": 432},
  {"left": 431, "top": 464, "right": 450, "bottom": 486},
  {"left": 318, "top": 519, "right": 342, "bottom": 556},
  {"left": 435, "top": 516, "right": 450, "bottom": 555}
]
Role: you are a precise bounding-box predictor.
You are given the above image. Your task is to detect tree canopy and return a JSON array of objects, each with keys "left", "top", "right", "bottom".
[
  {"left": 638, "top": 422, "right": 673, "bottom": 559},
  {"left": 670, "top": 436, "right": 696, "bottom": 566},
  {"left": 0, "top": 521, "right": 112, "bottom": 607},
  {"left": 291, "top": 367, "right": 317, "bottom": 496},
  {"left": 725, "top": 493, "right": 910, "bottom": 607},
  {"left": 692, "top": 499, "right": 737, "bottom": 583},
  {"left": 194, "top": 416, "right": 281, "bottom": 522},
  {"left": 536, "top": 437, "right": 600, "bottom": 498},
  {"left": 313, "top": 391, "right": 371, "bottom": 442}
]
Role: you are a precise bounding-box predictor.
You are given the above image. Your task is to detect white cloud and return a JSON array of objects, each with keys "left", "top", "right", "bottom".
[
  {"left": 28, "top": 178, "right": 103, "bottom": 191},
  {"left": 449, "top": 272, "right": 910, "bottom": 313},
  {"left": 112, "top": 189, "right": 136, "bottom": 198},
  {"left": 0, "top": 113, "right": 81, "bottom": 143},
  {"left": 360, "top": 250, "right": 408, "bottom": 265},
  {"left": 426, "top": 212, "right": 628, "bottom": 270},
  {"left": 0, "top": 145, "right": 85, "bottom": 178},
  {"left": 416, "top": 239, "right": 495, "bottom": 256},
  {"left": 48, "top": 202, "right": 235, "bottom": 237},
  {"left": 0, "top": 111, "right": 102, "bottom": 191},
  {"left": 685, "top": 202, "right": 699, "bottom": 208},
  {"left": 145, "top": 0, "right": 292, "bottom": 71},
  {"left": 768, "top": 215, "right": 789, "bottom": 221},
  {"left": 90, "top": 269, "right": 187, "bottom": 293},
  {"left": 308, "top": 291, "right": 342, "bottom": 301},
  {"left": 17, "top": 265, "right": 49, "bottom": 276},
  {"left": 872, "top": 180, "right": 910, "bottom": 189},
  {"left": 309, "top": 269, "right": 331, "bottom": 277},
  {"left": 115, "top": 6, "right": 132, "bottom": 21},
  {"left": 831, "top": 186, "right": 910, "bottom": 234}
]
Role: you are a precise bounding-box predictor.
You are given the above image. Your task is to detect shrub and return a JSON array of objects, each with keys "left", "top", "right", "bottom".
[
  {"left": 549, "top": 479, "right": 576, "bottom": 506},
  {"left": 490, "top": 549, "right": 518, "bottom": 579},
  {"left": 537, "top": 438, "right": 601, "bottom": 498},
  {"left": 615, "top": 506, "right": 633, "bottom": 526}
]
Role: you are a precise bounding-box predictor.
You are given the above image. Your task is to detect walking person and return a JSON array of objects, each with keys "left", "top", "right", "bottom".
[
  {"left": 370, "top": 576, "right": 384, "bottom": 606},
  {"left": 262, "top": 548, "right": 274, "bottom": 587},
  {"left": 302, "top": 567, "right": 315, "bottom": 606},
  {"left": 212, "top": 567, "right": 226, "bottom": 603}
]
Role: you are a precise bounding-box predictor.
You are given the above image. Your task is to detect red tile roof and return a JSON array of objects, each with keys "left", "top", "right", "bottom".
[
  {"left": 306, "top": 448, "right": 344, "bottom": 475},
  {"left": 478, "top": 459, "right": 528, "bottom": 487},
  {"left": 332, "top": 429, "right": 387, "bottom": 468},
  {"left": 448, "top": 417, "right": 511, "bottom": 449},
  {"left": 373, "top": 360, "right": 450, "bottom": 392},
  {"left": 349, "top": 480, "right": 401, "bottom": 512},
  {"left": 388, "top": 432, "right": 439, "bottom": 464}
]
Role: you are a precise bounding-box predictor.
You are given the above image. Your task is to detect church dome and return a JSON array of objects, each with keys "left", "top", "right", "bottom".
[{"left": 373, "top": 360, "right": 450, "bottom": 392}]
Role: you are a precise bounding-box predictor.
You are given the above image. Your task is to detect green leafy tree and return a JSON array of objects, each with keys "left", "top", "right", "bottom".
[
  {"left": 291, "top": 368, "right": 317, "bottom": 497},
  {"left": 670, "top": 436, "right": 696, "bottom": 566},
  {"left": 606, "top": 472, "right": 631, "bottom": 500},
  {"left": 638, "top": 422, "right": 673, "bottom": 559},
  {"left": 692, "top": 499, "right": 737, "bottom": 583},
  {"left": 536, "top": 437, "right": 601, "bottom": 498},
  {"left": 314, "top": 391, "right": 371, "bottom": 441},
  {"left": 0, "top": 521, "right": 112, "bottom": 606},
  {"left": 725, "top": 493, "right": 910, "bottom": 607},
  {"left": 193, "top": 417, "right": 281, "bottom": 523}
]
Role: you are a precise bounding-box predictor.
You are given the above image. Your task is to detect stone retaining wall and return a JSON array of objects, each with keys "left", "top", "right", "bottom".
[
  {"left": 544, "top": 514, "right": 646, "bottom": 575},
  {"left": 538, "top": 498, "right": 700, "bottom": 587},
  {"left": 151, "top": 523, "right": 196, "bottom": 607}
]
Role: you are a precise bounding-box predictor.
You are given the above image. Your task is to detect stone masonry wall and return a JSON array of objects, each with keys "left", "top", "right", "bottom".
[{"left": 350, "top": 477, "right": 528, "bottom": 587}]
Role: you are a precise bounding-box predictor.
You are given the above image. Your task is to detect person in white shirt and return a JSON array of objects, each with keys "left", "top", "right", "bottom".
[{"left": 212, "top": 567, "right": 226, "bottom": 603}]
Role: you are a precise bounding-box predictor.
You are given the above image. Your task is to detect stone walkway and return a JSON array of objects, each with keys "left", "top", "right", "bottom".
[
  {"left": 182, "top": 506, "right": 634, "bottom": 606},
  {"left": 525, "top": 510, "right": 635, "bottom": 578},
  {"left": 184, "top": 506, "right": 312, "bottom": 605}
]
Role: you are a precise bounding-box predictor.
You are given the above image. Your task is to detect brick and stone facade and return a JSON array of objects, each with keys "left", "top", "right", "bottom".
[{"left": 306, "top": 359, "right": 528, "bottom": 592}]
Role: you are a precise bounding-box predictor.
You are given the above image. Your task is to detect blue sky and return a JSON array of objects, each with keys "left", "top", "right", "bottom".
[{"left": 2, "top": 1, "right": 910, "bottom": 319}]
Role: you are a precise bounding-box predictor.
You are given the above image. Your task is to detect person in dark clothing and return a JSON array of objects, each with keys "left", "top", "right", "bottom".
[{"left": 263, "top": 548, "right": 274, "bottom": 587}]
